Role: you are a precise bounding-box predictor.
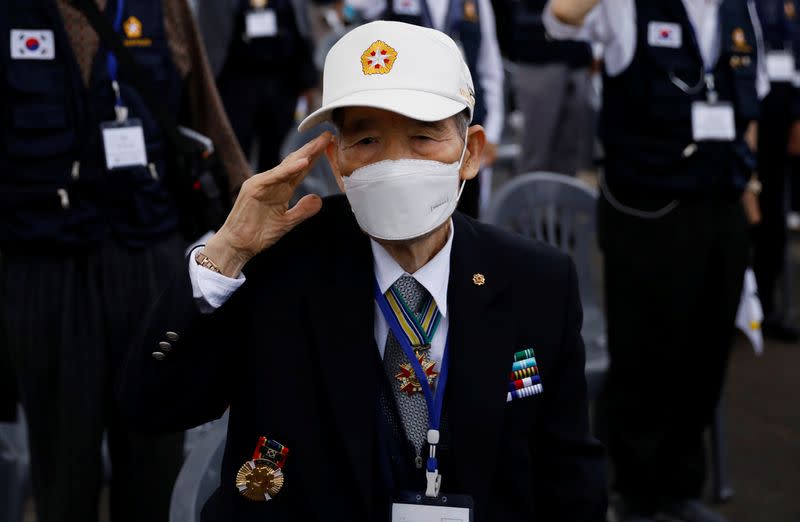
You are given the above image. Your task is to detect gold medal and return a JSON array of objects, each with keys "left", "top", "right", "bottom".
[
  {"left": 236, "top": 437, "right": 289, "bottom": 501},
  {"left": 463, "top": 0, "right": 478, "bottom": 23},
  {"left": 251, "top": 0, "right": 268, "bottom": 8},
  {"left": 236, "top": 459, "right": 284, "bottom": 501}
]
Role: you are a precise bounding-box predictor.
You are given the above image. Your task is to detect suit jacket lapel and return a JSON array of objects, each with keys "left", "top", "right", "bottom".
[
  {"left": 446, "top": 212, "right": 515, "bottom": 499},
  {"left": 307, "top": 211, "right": 377, "bottom": 518}
]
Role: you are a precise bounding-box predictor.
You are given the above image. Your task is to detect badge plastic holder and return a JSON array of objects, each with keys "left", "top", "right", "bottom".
[
  {"left": 100, "top": 117, "right": 148, "bottom": 170},
  {"left": 392, "top": 491, "right": 474, "bottom": 522}
]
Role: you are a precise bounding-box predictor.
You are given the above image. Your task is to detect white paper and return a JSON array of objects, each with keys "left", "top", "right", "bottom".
[
  {"left": 647, "top": 22, "right": 682, "bottom": 48},
  {"left": 393, "top": 0, "right": 422, "bottom": 16},
  {"left": 10, "top": 29, "right": 55, "bottom": 60},
  {"left": 102, "top": 124, "right": 148, "bottom": 169},
  {"left": 766, "top": 51, "right": 796, "bottom": 82},
  {"left": 246, "top": 10, "right": 278, "bottom": 38},
  {"left": 691, "top": 102, "right": 735, "bottom": 142},
  {"left": 392, "top": 503, "right": 470, "bottom": 522}
]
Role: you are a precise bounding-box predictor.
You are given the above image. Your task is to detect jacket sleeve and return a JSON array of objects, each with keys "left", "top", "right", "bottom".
[
  {"left": 116, "top": 255, "right": 252, "bottom": 434},
  {"left": 533, "top": 258, "right": 608, "bottom": 520}
]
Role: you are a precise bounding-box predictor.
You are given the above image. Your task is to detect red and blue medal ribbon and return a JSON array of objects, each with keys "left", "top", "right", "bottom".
[{"left": 374, "top": 281, "right": 449, "bottom": 474}]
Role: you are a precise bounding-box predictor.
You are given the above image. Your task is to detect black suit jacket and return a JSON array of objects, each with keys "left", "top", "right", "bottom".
[{"left": 119, "top": 195, "right": 607, "bottom": 521}]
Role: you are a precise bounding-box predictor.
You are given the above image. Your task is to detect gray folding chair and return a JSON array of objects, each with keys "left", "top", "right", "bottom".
[
  {"left": 484, "top": 172, "right": 608, "bottom": 398},
  {"left": 0, "top": 406, "right": 30, "bottom": 522},
  {"left": 279, "top": 122, "right": 341, "bottom": 202},
  {"left": 169, "top": 411, "right": 229, "bottom": 522}
]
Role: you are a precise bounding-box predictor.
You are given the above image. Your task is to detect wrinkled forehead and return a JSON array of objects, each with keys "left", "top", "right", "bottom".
[{"left": 334, "top": 107, "right": 459, "bottom": 135}]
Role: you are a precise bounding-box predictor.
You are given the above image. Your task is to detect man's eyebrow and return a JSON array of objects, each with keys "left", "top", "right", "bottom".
[
  {"left": 341, "top": 117, "right": 375, "bottom": 134},
  {"left": 415, "top": 120, "right": 449, "bottom": 132}
]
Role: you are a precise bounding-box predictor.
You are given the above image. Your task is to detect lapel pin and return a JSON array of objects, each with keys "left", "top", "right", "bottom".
[{"left": 472, "top": 273, "right": 485, "bottom": 286}]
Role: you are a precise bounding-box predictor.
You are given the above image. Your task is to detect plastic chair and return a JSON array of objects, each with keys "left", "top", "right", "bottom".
[
  {"left": 0, "top": 406, "right": 30, "bottom": 522},
  {"left": 169, "top": 411, "right": 229, "bottom": 522},
  {"left": 279, "top": 123, "right": 341, "bottom": 202},
  {"left": 484, "top": 172, "right": 608, "bottom": 398}
]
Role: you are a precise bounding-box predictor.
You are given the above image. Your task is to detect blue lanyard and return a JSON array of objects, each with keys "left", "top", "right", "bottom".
[
  {"left": 107, "top": 0, "right": 126, "bottom": 111},
  {"left": 374, "top": 281, "right": 449, "bottom": 495}
]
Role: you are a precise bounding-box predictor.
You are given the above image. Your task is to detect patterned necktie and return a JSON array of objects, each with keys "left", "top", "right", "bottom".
[{"left": 382, "top": 275, "right": 435, "bottom": 464}]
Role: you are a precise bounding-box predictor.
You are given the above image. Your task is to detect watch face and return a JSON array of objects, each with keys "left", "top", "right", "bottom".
[{"left": 236, "top": 459, "right": 285, "bottom": 501}]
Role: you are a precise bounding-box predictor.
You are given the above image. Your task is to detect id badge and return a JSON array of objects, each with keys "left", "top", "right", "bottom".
[
  {"left": 691, "top": 102, "right": 735, "bottom": 142},
  {"left": 101, "top": 118, "right": 148, "bottom": 169},
  {"left": 246, "top": 9, "right": 278, "bottom": 38},
  {"left": 392, "top": 491, "right": 474, "bottom": 522},
  {"left": 766, "top": 51, "right": 796, "bottom": 82}
]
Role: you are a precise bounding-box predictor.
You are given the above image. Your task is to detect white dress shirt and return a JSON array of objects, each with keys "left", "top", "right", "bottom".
[
  {"left": 349, "top": 0, "right": 505, "bottom": 143},
  {"left": 188, "top": 221, "right": 455, "bottom": 367},
  {"left": 543, "top": 0, "right": 770, "bottom": 99}
]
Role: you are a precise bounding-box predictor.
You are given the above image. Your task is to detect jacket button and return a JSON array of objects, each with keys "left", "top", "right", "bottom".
[
  {"left": 159, "top": 341, "right": 172, "bottom": 352},
  {"left": 165, "top": 331, "right": 179, "bottom": 342},
  {"left": 152, "top": 351, "right": 166, "bottom": 361}
]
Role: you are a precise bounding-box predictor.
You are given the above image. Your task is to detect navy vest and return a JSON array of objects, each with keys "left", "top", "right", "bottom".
[
  {"left": 224, "top": 0, "right": 307, "bottom": 71},
  {"left": 0, "top": 0, "right": 182, "bottom": 247},
  {"left": 508, "top": 0, "right": 592, "bottom": 67},
  {"left": 601, "top": 0, "right": 760, "bottom": 194},
  {"left": 382, "top": 0, "right": 487, "bottom": 125}
]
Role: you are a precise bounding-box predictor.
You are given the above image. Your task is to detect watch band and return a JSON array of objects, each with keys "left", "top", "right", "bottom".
[{"left": 195, "top": 250, "right": 222, "bottom": 274}]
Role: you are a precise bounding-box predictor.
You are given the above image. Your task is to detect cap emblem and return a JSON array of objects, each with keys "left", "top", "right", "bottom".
[{"left": 361, "top": 40, "right": 398, "bottom": 75}]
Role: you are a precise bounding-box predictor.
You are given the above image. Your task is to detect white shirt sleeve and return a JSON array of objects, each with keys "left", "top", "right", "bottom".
[
  {"left": 747, "top": 0, "right": 771, "bottom": 100},
  {"left": 543, "top": 0, "right": 638, "bottom": 77},
  {"left": 475, "top": 0, "right": 505, "bottom": 143},
  {"left": 188, "top": 247, "right": 246, "bottom": 314}
]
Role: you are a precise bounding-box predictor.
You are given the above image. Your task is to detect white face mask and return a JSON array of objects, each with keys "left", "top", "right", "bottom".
[{"left": 342, "top": 132, "right": 469, "bottom": 241}]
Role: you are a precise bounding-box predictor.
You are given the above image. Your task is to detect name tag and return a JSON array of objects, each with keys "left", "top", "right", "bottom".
[
  {"left": 392, "top": 492, "right": 474, "bottom": 522},
  {"left": 10, "top": 29, "right": 55, "bottom": 60},
  {"left": 101, "top": 119, "right": 148, "bottom": 169},
  {"left": 648, "top": 22, "right": 682, "bottom": 48},
  {"left": 691, "top": 102, "right": 735, "bottom": 142},
  {"left": 766, "top": 51, "right": 796, "bottom": 82},
  {"left": 393, "top": 0, "right": 422, "bottom": 16},
  {"left": 246, "top": 9, "right": 278, "bottom": 38}
]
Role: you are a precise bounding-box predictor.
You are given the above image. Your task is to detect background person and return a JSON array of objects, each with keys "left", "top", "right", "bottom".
[
  {"left": 0, "top": 0, "right": 250, "bottom": 520},
  {"left": 545, "top": 0, "right": 768, "bottom": 521}
]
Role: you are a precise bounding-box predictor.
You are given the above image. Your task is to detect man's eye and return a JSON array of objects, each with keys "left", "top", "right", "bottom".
[
  {"left": 413, "top": 135, "right": 433, "bottom": 141},
  {"left": 356, "top": 137, "right": 377, "bottom": 146}
]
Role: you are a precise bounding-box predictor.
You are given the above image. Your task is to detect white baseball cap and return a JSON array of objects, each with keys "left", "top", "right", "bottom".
[{"left": 298, "top": 21, "right": 476, "bottom": 131}]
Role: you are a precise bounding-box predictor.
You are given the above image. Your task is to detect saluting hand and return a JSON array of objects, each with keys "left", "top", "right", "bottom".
[{"left": 202, "top": 132, "right": 332, "bottom": 277}]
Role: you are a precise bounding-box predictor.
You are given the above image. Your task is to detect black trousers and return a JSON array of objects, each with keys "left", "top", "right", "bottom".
[
  {"left": 598, "top": 190, "right": 748, "bottom": 514},
  {"left": 217, "top": 69, "right": 299, "bottom": 173},
  {"left": 754, "top": 83, "right": 793, "bottom": 317},
  {"left": 0, "top": 235, "right": 185, "bottom": 522}
]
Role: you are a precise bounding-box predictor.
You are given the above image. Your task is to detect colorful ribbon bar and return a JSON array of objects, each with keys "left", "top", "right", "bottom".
[
  {"left": 510, "top": 366, "right": 539, "bottom": 381},
  {"left": 508, "top": 375, "right": 542, "bottom": 392},
  {"left": 506, "top": 383, "right": 544, "bottom": 402},
  {"left": 514, "top": 348, "right": 535, "bottom": 362},
  {"left": 511, "top": 357, "right": 537, "bottom": 372}
]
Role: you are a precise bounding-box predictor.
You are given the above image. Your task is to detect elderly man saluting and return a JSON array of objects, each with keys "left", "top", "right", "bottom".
[{"left": 119, "top": 21, "right": 606, "bottom": 521}]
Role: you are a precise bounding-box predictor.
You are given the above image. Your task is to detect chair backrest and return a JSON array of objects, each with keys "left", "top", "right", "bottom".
[
  {"left": 169, "top": 412, "right": 229, "bottom": 522},
  {"left": 484, "top": 172, "right": 600, "bottom": 308},
  {"left": 280, "top": 123, "right": 341, "bottom": 201}
]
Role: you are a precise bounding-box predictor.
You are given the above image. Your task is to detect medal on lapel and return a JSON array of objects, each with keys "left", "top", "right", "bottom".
[
  {"left": 384, "top": 286, "right": 443, "bottom": 396},
  {"left": 236, "top": 437, "right": 289, "bottom": 501}
]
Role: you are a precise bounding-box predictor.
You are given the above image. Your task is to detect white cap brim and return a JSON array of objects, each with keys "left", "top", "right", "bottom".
[{"left": 298, "top": 88, "right": 469, "bottom": 132}]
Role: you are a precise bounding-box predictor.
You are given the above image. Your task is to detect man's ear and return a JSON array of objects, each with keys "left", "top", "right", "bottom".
[
  {"left": 325, "top": 135, "right": 346, "bottom": 193},
  {"left": 460, "top": 125, "right": 487, "bottom": 181}
]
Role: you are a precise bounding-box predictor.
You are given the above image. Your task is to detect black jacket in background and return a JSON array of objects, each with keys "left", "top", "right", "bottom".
[{"left": 118, "top": 194, "right": 607, "bottom": 521}]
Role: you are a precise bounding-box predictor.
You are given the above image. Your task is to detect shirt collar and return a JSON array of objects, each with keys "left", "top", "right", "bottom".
[{"left": 370, "top": 220, "right": 454, "bottom": 317}]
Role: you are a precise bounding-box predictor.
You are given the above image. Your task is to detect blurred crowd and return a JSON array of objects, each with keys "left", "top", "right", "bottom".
[{"left": 1, "top": 0, "right": 799, "bottom": 521}]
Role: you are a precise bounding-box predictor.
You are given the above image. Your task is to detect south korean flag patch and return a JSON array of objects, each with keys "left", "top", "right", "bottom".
[
  {"left": 10, "top": 29, "right": 55, "bottom": 60},
  {"left": 647, "top": 22, "right": 682, "bottom": 49}
]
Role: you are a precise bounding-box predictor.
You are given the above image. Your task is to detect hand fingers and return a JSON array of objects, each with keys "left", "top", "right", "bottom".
[
  {"left": 251, "top": 132, "right": 332, "bottom": 190},
  {"left": 284, "top": 194, "right": 323, "bottom": 227}
]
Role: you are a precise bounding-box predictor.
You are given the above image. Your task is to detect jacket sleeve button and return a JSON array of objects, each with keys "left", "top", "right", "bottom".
[
  {"left": 159, "top": 341, "right": 172, "bottom": 352},
  {"left": 165, "top": 331, "right": 179, "bottom": 342},
  {"left": 152, "top": 351, "right": 166, "bottom": 361}
]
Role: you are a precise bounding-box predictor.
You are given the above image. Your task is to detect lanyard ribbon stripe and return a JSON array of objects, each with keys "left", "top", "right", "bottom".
[{"left": 385, "top": 285, "right": 442, "bottom": 347}]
